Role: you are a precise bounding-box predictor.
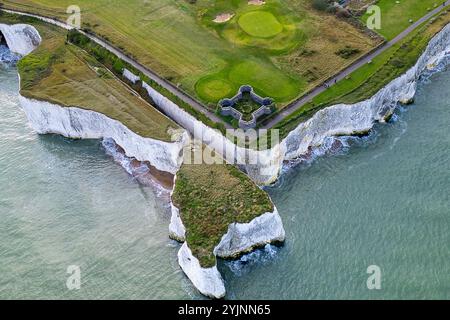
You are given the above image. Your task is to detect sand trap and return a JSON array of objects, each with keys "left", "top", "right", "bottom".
[
  {"left": 248, "top": 0, "right": 266, "bottom": 6},
  {"left": 213, "top": 13, "right": 235, "bottom": 23}
]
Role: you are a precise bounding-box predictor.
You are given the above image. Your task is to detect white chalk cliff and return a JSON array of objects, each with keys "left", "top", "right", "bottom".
[
  {"left": 6, "top": 16, "right": 450, "bottom": 299},
  {"left": 214, "top": 209, "right": 285, "bottom": 259},
  {"left": 124, "top": 22, "right": 450, "bottom": 186},
  {"left": 283, "top": 23, "right": 450, "bottom": 162},
  {"left": 0, "top": 23, "right": 187, "bottom": 175},
  {"left": 172, "top": 201, "right": 285, "bottom": 299},
  {"left": 178, "top": 243, "right": 226, "bottom": 299},
  {"left": 138, "top": 80, "right": 285, "bottom": 186},
  {"left": 19, "top": 97, "right": 187, "bottom": 175},
  {"left": 125, "top": 22, "right": 450, "bottom": 297},
  {"left": 0, "top": 23, "right": 41, "bottom": 56},
  {"left": 0, "top": 22, "right": 285, "bottom": 299}
]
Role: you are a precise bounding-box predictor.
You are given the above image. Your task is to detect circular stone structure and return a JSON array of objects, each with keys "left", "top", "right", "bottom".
[{"left": 238, "top": 11, "right": 283, "bottom": 38}]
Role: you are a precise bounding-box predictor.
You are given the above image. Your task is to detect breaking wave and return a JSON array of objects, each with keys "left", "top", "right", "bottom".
[
  {"left": 225, "top": 244, "right": 280, "bottom": 277},
  {"left": 0, "top": 45, "right": 20, "bottom": 66}
]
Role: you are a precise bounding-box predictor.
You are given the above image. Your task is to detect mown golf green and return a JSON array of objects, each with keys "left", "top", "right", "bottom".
[
  {"left": 196, "top": 59, "right": 302, "bottom": 104},
  {"left": 2, "top": 0, "right": 379, "bottom": 110},
  {"left": 238, "top": 11, "right": 283, "bottom": 38},
  {"left": 229, "top": 60, "right": 299, "bottom": 100}
]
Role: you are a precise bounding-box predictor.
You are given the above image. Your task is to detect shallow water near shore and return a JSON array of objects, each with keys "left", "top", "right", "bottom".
[
  {"left": 222, "top": 71, "right": 450, "bottom": 300},
  {"left": 0, "top": 66, "right": 199, "bottom": 299},
  {"left": 1, "top": 61, "right": 449, "bottom": 299}
]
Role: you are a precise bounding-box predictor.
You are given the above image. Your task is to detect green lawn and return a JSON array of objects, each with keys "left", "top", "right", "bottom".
[
  {"left": 361, "top": 0, "right": 442, "bottom": 40},
  {"left": 1, "top": 0, "right": 379, "bottom": 106},
  {"left": 276, "top": 7, "right": 450, "bottom": 138}
]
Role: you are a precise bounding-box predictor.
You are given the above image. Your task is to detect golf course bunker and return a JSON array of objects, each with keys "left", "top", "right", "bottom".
[
  {"left": 213, "top": 13, "right": 235, "bottom": 24},
  {"left": 248, "top": 0, "right": 266, "bottom": 5},
  {"left": 238, "top": 11, "right": 283, "bottom": 38}
]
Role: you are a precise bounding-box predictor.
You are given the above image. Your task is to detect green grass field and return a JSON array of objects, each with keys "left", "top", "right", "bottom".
[
  {"left": 1, "top": 0, "right": 379, "bottom": 107},
  {"left": 1, "top": 13, "right": 178, "bottom": 141},
  {"left": 172, "top": 150, "right": 274, "bottom": 267},
  {"left": 276, "top": 7, "right": 450, "bottom": 138},
  {"left": 361, "top": 0, "right": 442, "bottom": 40}
]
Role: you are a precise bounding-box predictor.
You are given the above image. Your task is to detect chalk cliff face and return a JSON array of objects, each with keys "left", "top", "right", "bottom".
[
  {"left": 214, "top": 209, "right": 285, "bottom": 259},
  {"left": 126, "top": 22, "right": 450, "bottom": 185},
  {"left": 19, "top": 96, "right": 187, "bottom": 175},
  {"left": 7, "top": 16, "right": 450, "bottom": 300},
  {"left": 171, "top": 200, "right": 285, "bottom": 299},
  {"left": 0, "top": 22, "right": 187, "bottom": 175},
  {"left": 0, "top": 23, "right": 41, "bottom": 56},
  {"left": 178, "top": 243, "right": 226, "bottom": 299}
]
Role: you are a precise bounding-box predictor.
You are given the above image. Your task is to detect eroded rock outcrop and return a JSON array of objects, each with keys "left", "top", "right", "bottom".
[
  {"left": 0, "top": 23, "right": 41, "bottom": 56},
  {"left": 178, "top": 243, "right": 226, "bottom": 299},
  {"left": 170, "top": 199, "right": 285, "bottom": 299},
  {"left": 19, "top": 96, "right": 187, "bottom": 175},
  {"left": 214, "top": 209, "right": 285, "bottom": 259}
]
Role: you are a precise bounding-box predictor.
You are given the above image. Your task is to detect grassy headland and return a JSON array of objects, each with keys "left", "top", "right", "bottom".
[
  {"left": 172, "top": 150, "right": 274, "bottom": 267},
  {"left": 275, "top": 7, "right": 450, "bottom": 139},
  {"left": 1, "top": 13, "right": 276, "bottom": 269},
  {"left": 0, "top": 13, "right": 178, "bottom": 141},
  {"left": 1, "top": 0, "right": 380, "bottom": 108}
]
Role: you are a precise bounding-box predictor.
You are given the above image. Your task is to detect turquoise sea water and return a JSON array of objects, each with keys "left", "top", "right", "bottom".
[{"left": 0, "top": 60, "right": 449, "bottom": 299}]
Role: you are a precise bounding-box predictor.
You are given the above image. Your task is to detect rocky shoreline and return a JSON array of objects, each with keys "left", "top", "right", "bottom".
[
  {"left": 3, "top": 17, "right": 450, "bottom": 299},
  {"left": 169, "top": 194, "right": 285, "bottom": 299}
]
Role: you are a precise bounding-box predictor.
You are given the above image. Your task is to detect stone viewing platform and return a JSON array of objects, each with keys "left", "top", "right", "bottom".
[{"left": 219, "top": 85, "right": 274, "bottom": 129}]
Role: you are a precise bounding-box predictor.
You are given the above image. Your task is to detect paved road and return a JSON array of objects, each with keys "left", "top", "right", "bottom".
[
  {"left": 262, "top": 1, "right": 450, "bottom": 129},
  {"left": 3, "top": 4, "right": 448, "bottom": 131},
  {"left": 1, "top": 8, "right": 232, "bottom": 129}
]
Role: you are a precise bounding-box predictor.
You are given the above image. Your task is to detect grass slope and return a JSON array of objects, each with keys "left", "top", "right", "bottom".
[{"left": 3, "top": 13, "right": 178, "bottom": 141}]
